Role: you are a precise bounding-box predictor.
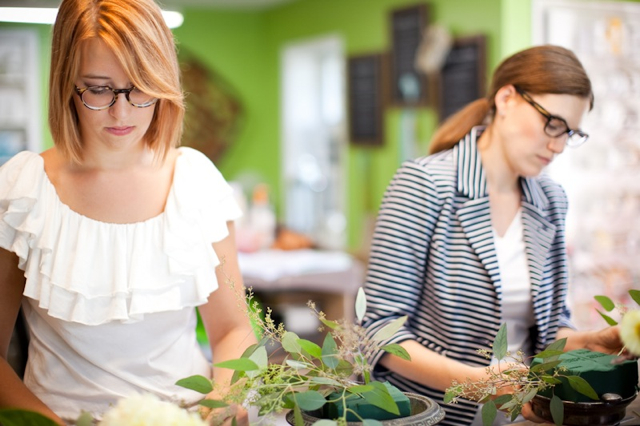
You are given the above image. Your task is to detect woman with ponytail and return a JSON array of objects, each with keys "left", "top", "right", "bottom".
[{"left": 362, "top": 45, "right": 623, "bottom": 425}]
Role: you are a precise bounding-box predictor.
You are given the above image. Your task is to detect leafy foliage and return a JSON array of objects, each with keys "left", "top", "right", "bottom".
[
  {"left": 444, "top": 324, "right": 598, "bottom": 426},
  {"left": 177, "top": 286, "right": 411, "bottom": 425}
]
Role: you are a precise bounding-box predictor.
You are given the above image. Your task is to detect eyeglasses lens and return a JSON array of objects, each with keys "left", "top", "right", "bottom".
[{"left": 81, "top": 86, "right": 156, "bottom": 109}]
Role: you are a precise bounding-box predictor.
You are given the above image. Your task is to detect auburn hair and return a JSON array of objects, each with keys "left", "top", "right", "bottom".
[{"left": 429, "top": 45, "right": 593, "bottom": 154}]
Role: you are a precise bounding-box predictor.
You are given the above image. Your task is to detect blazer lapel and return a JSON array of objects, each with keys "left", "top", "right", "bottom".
[
  {"left": 520, "top": 177, "right": 557, "bottom": 301},
  {"left": 455, "top": 129, "right": 502, "bottom": 293}
]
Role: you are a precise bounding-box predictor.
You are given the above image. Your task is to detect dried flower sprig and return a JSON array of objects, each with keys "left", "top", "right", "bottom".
[{"left": 444, "top": 324, "right": 597, "bottom": 426}]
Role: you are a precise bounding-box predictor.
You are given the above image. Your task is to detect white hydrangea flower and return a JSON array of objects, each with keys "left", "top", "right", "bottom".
[
  {"left": 620, "top": 310, "right": 640, "bottom": 356},
  {"left": 99, "top": 393, "right": 207, "bottom": 426}
]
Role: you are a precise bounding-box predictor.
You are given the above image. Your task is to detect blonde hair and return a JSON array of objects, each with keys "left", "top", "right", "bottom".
[
  {"left": 429, "top": 45, "right": 593, "bottom": 154},
  {"left": 49, "top": 0, "right": 184, "bottom": 162}
]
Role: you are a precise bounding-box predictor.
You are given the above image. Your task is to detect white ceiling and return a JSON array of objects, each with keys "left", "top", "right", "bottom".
[{"left": 0, "top": 0, "right": 297, "bottom": 10}]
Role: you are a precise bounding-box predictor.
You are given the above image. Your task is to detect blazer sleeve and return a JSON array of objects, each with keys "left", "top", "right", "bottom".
[{"left": 362, "top": 159, "right": 443, "bottom": 369}]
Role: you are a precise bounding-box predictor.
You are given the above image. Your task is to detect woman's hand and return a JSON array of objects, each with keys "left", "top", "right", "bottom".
[
  {"left": 557, "top": 326, "right": 624, "bottom": 354},
  {"left": 202, "top": 401, "right": 248, "bottom": 426},
  {"left": 521, "top": 402, "right": 552, "bottom": 424}
]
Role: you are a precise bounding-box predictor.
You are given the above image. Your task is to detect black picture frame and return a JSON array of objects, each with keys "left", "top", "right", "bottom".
[
  {"left": 389, "top": 3, "right": 430, "bottom": 107},
  {"left": 348, "top": 53, "right": 387, "bottom": 146},
  {"left": 436, "top": 34, "right": 487, "bottom": 122}
]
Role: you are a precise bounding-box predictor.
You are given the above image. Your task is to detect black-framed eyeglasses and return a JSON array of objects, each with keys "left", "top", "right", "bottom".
[
  {"left": 74, "top": 85, "right": 158, "bottom": 111},
  {"left": 515, "top": 87, "right": 589, "bottom": 148}
]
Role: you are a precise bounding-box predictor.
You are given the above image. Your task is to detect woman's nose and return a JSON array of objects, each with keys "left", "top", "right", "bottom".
[
  {"left": 109, "top": 93, "right": 131, "bottom": 118},
  {"left": 548, "top": 135, "right": 567, "bottom": 154}
]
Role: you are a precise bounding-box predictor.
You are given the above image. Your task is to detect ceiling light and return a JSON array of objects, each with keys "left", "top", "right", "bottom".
[{"left": 0, "top": 7, "right": 184, "bottom": 28}]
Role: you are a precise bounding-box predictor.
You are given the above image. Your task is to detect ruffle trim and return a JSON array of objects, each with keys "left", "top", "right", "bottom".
[{"left": 0, "top": 148, "right": 242, "bottom": 325}]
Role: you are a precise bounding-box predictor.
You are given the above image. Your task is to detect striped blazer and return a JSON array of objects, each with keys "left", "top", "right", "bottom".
[{"left": 363, "top": 128, "right": 574, "bottom": 425}]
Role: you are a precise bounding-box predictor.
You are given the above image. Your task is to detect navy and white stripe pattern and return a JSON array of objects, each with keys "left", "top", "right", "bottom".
[{"left": 363, "top": 128, "right": 573, "bottom": 425}]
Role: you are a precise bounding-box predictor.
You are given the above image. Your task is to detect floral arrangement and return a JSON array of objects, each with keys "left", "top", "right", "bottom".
[
  {"left": 176, "top": 286, "right": 412, "bottom": 425},
  {"left": 444, "top": 289, "right": 640, "bottom": 426}
]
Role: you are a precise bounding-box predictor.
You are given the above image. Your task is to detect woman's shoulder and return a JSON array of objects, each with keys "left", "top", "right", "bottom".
[
  {"left": 0, "top": 150, "right": 45, "bottom": 185},
  {"left": 396, "top": 149, "right": 457, "bottom": 186}
]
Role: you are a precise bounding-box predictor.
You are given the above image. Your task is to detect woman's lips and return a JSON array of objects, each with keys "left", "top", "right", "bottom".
[
  {"left": 106, "top": 126, "right": 134, "bottom": 136},
  {"left": 538, "top": 156, "right": 551, "bottom": 166}
]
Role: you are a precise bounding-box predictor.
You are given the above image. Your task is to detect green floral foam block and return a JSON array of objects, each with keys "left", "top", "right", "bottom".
[
  {"left": 532, "top": 349, "right": 639, "bottom": 402},
  {"left": 323, "top": 382, "right": 411, "bottom": 421}
]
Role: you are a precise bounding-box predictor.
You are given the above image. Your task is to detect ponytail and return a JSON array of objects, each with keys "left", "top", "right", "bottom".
[{"left": 428, "top": 98, "right": 490, "bottom": 154}]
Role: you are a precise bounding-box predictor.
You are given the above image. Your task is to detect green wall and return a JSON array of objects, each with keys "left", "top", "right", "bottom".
[{"left": 173, "top": 0, "right": 515, "bottom": 252}]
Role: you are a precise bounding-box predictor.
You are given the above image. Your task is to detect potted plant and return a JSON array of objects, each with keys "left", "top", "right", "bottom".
[
  {"left": 177, "top": 287, "right": 445, "bottom": 426},
  {"left": 444, "top": 290, "right": 640, "bottom": 426}
]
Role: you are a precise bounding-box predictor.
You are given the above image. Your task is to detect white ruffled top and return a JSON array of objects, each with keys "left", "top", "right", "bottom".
[
  {"left": 0, "top": 147, "right": 242, "bottom": 420},
  {"left": 1, "top": 147, "right": 241, "bottom": 325}
]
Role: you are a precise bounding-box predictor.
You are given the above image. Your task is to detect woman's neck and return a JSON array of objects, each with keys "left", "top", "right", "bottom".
[{"left": 477, "top": 125, "right": 519, "bottom": 194}]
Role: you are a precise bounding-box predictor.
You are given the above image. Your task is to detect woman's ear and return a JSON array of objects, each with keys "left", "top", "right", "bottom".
[{"left": 494, "top": 84, "right": 517, "bottom": 117}]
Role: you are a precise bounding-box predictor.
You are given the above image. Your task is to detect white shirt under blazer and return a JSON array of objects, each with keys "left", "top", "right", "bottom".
[{"left": 363, "top": 127, "right": 574, "bottom": 425}]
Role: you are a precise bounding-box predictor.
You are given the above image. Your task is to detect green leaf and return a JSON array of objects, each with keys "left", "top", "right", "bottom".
[
  {"left": 594, "top": 295, "right": 615, "bottom": 311},
  {"left": 293, "top": 404, "right": 304, "bottom": 426},
  {"left": 294, "top": 390, "right": 327, "bottom": 411},
  {"left": 321, "top": 333, "right": 339, "bottom": 369},
  {"left": 231, "top": 342, "right": 261, "bottom": 383},
  {"left": 320, "top": 318, "right": 339, "bottom": 330},
  {"left": 546, "top": 338, "right": 567, "bottom": 352},
  {"left": 381, "top": 343, "right": 411, "bottom": 361},
  {"left": 286, "top": 359, "right": 310, "bottom": 369},
  {"left": 493, "top": 323, "right": 508, "bottom": 360},
  {"left": 363, "top": 420, "right": 384, "bottom": 426},
  {"left": 75, "top": 411, "right": 94, "bottom": 426},
  {"left": 492, "top": 394, "right": 512, "bottom": 408},
  {"left": 246, "top": 346, "right": 268, "bottom": 379},
  {"left": 199, "top": 399, "right": 229, "bottom": 409},
  {"left": 282, "top": 331, "right": 303, "bottom": 354},
  {"left": 0, "top": 409, "right": 59, "bottom": 426},
  {"left": 175, "top": 375, "right": 213, "bottom": 394},
  {"left": 371, "top": 316, "right": 408, "bottom": 342},
  {"left": 363, "top": 369, "right": 371, "bottom": 384},
  {"left": 481, "top": 401, "right": 497, "bottom": 426},
  {"left": 336, "top": 359, "right": 354, "bottom": 377},
  {"left": 360, "top": 381, "right": 400, "bottom": 415},
  {"left": 522, "top": 388, "right": 538, "bottom": 404},
  {"left": 530, "top": 360, "right": 562, "bottom": 374},
  {"left": 310, "top": 376, "right": 342, "bottom": 386},
  {"left": 533, "top": 349, "right": 565, "bottom": 359},
  {"left": 443, "top": 389, "right": 457, "bottom": 404},
  {"left": 214, "top": 358, "right": 259, "bottom": 372},
  {"left": 347, "top": 384, "right": 375, "bottom": 394},
  {"left": 356, "top": 287, "right": 367, "bottom": 324},
  {"left": 596, "top": 309, "right": 619, "bottom": 326},
  {"left": 541, "top": 376, "right": 562, "bottom": 385},
  {"left": 550, "top": 395, "right": 564, "bottom": 426},
  {"left": 298, "top": 339, "right": 322, "bottom": 359},
  {"left": 566, "top": 376, "right": 599, "bottom": 400},
  {"left": 232, "top": 416, "right": 237, "bottom": 426},
  {"left": 630, "top": 289, "right": 640, "bottom": 307}
]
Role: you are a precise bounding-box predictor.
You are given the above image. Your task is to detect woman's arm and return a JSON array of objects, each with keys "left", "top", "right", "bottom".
[
  {"left": 380, "top": 340, "right": 487, "bottom": 391},
  {"left": 0, "top": 248, "right": 64, "bottom": 425},
  {"left": 556, "top": 326, "right": 623, "bottom": 354},
  {"left": 197, "top": 222, "right": 257, "bottom": 424}
]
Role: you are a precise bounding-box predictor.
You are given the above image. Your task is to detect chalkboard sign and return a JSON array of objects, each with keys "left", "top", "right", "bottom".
[
  {"left": 348, "top": 54, "right": 385, "bottom": 146},
  {"left": 438, "top": 35, "right": 487, "bottom": 122},
  {"left": 390, "top": 4, "right": 429, "bottom": 106}
]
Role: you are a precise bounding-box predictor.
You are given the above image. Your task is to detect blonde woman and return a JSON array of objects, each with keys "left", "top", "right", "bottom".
[{"left": 0, "top": 0, "right": 255, "bottom": 424}]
